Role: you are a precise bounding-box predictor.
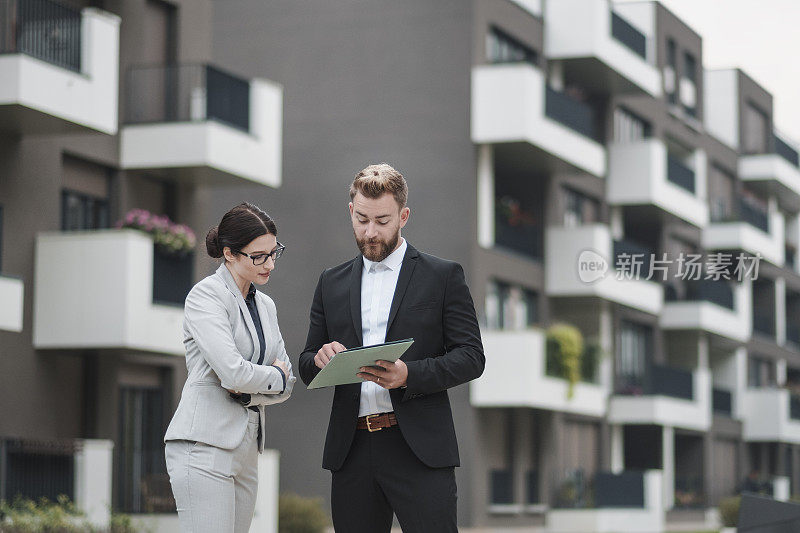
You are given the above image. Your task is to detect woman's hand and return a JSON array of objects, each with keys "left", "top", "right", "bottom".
[{"left": 272, "top": 359, "right": 289, "bottom": 375}]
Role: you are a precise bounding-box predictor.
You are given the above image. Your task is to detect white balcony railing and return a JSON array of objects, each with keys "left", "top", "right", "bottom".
[
  {"left": 608, "top": 367, "right": 711, "bottom": 431},
  {"left": 608, "top": 139, "right": 709, "bottom": 228},
  {"left": 121, "top": 64, "right": 282, "bottom": 188},
  {"left": 0, "top": 274, "right": 24, "bottom": 332},
  {"left": 33, "top": 230, "right": 185, "bottom": 355},
  {"left": 470, "top": 329, "right": 608, "bottom": 417},
  {"left": 544, "top": 0, "right": 661, "bottom": 96},
  {"left": 471, "top": 64, "right": 606, "bottom": 177},
  {"left": 545, "top": 224, "right": 663, "bottom": 315},
  {"left": 743, "top": 388, "right": 800, "bottom": 444}
]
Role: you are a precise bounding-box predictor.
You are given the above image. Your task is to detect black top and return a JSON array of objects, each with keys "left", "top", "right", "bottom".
[
  {"left": 298, "top": 244, "right": 485, "bottom": 471},
  {"left": 245, "top": 284, "right": 285, "bottom": 390}
]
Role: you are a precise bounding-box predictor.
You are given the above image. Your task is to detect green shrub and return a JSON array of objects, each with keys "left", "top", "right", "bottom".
[
  {"left": 546, "top": 323, "right": 583, "bottom": 398},
  {"left": 278, "top": 493, "right": 330, "bottom": 533},
  {"left": 719, "top": 495, "right": 741, "bottom": 527},
  {"left": 0, "top": 495, "right": 84, "bottom": 532}
]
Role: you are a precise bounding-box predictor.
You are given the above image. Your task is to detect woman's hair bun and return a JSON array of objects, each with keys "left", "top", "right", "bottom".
[{"left": 205, "top": 226, "right": 223, "bottom": 258}]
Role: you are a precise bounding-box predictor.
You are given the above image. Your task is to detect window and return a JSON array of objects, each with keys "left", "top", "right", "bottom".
[
  {"left": 682, "top": 52, "right": 698, "bottom": 116},
  {"left": 748, "top": 356, "right": 776, "bottom": 388},
  {"left": 665, "top": 38, "right": 677, "bottom": 105},
  {"left": 563, "top": 187, "right": 599, "bottom": 227},
  {"left": 486, "top": 27, "right": 537, "bottom": 65},
  {"left": 61, "top": 189, "right": 109, "bottom": 231},
  {"left": 743, "top": 101, "right": 769, "bottom": 154},
  {"left": 117, "top": 386, "right": 173, "bottom": 513},
  {"left": 613, "top": 107, "right": 651, "bottom": 143},
  {"left": 708, "top": 164, "right": 736, "bottom": 222},
  {"left": 486, "top": 280, "right": 538, "bottom": 330},
  {"left": 616, "top": 321, "right": 651, "bottom": 392}
]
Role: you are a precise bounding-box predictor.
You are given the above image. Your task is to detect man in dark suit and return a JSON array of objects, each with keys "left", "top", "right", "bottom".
[{"left": 298, "top": 163, "right": 485, "bottom": 533}]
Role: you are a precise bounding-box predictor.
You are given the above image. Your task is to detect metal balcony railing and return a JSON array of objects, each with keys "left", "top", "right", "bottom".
[
  {"left": 152, "top": 245, "right": 194, "bottom": 307},
  {"left": 667, "top": 154, "right": 695, "bottom": 193},
  {"left": 616, "top": 364, "right": 694, "bottom": 400},
  {"left": 612, "top": 238, "right": 653, "bottom": 277},
  {"left": 739, "top": 198, "right": 770, "bottom": 233},
  {"left": 595, "top": 471, "right": 645, "bottom": 508},
  {"left": 0, "top": 0, "right": 81, "bottom": 71},
  {"left": 712, "top": 387, "right": 733, "bottom": 416},
  {"left": 545, "top": 86, "right": 598, "bottom": 141},
  {"left": 0, "top": 438, "right": 78, "bottom": 502},
  {"left": 774, "top": 133, "right": 800, "bottom": 167},
  {"left": 610, "top": 11, "right": 646, "bottom": 60},
  {"left": 125, "top": 63, "right": 251, "bottom": 132},
  {"left": 684, "top": 278, "right": 735, "bottom": 310}
]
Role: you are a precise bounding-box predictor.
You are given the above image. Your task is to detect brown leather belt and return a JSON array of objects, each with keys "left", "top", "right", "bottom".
[{"left": 356, "top": 412, "right": 398, "bottom": 432}]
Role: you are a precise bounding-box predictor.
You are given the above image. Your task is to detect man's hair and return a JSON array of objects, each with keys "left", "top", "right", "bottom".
[{"left": 349, "top": 163, "right": 408, "bottom": 208}]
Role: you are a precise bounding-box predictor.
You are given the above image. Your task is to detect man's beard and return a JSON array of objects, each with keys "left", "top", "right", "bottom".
[{"left": 356, "top": 231, "right": 399, "bottom": 262}]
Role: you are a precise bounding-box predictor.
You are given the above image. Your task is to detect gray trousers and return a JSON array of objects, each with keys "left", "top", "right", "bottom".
[{"left": 165, "top": 409, "right": 260, "bottom": 533}]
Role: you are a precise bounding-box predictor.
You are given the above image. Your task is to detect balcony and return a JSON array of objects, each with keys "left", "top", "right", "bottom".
[
  {"left": 120, "top": 63, "right": 282, "bottom": 187},
  {"left": 543, "top": 0, "right": 660, "bottom": 96},
  {"left": 608, "top": 139, "right": 709, "bottom": 227},
  {"left": 608, "top": 365, "right": 711, "bottom": 431},
  {"left": 547, "top": 471, "right": 665, "bottom": 533},
  {"left": 703, "top": 201, "right": 784, "bottom": 266},
  {"left": 0, "top": 274, "right": 23, "bottom": 332},
  {"left": 739, "top": 133, "right": 800, "bottom": 211},
  {"left": 661, "top": 279, "right": 751, "bottom": 342},
  {"left": 33, "top": 229, "right": 190, "bottom": 355},
  {"left": 0, "top": 437, "right": 112, "bottom": 528},
  {"left": 545, "top": 224, "right": 663, "bottom": 315},
  {"left": 471, "top": 64, "right": 606, "bottom": 177},
  {"left": 742, "top": 388, "right": 800, "bottom": 444},
  {"left": 470, "top": 329, "right": 607, "bottom": 417},
  {"left": 0, "top": 0, "right": 119, "bottom": 135}
]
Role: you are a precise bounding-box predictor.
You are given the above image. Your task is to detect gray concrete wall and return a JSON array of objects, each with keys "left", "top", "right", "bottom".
[{"left": 210, "top": 0, "right": 479, "bottom": 525}]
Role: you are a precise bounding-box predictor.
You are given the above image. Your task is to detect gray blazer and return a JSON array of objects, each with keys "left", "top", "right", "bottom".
[{"left": 164, "top": 262, "right": 296, "bottom": 451}]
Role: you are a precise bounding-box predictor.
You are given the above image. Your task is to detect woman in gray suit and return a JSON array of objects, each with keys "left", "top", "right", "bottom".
[{"left": 165, "top": 202, "right": 296, "bottom": 533}]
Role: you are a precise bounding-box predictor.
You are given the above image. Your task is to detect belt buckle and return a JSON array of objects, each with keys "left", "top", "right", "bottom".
[{"left": 365, "top": 413, "right": 382, "bottom": 432}]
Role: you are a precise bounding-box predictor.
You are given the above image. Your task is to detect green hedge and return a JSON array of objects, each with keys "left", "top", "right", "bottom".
[{"left": 279, "top": 493, "right": 330, "bottom": 533}]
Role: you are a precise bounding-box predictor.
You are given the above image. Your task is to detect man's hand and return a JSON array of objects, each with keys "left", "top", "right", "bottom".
[
  {"left": 315, "top": 341, "right": 347, "bottom": 369},
  {"left": 358, "top": 360, "right": 408, "bottom": 389}
]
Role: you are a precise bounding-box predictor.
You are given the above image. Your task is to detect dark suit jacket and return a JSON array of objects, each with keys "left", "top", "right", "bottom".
[{"left": 298, "top": 244, "right": 485, "bottom": 471}]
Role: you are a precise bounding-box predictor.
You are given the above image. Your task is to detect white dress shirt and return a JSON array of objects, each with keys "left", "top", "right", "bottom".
[{"left": 358, "top": 238, "right": 408, "bottom": 417}]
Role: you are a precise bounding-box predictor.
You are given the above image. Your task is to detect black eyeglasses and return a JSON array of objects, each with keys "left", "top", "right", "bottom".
[{"left": 236, "top": 243, "right": 285, "bottom": 265}]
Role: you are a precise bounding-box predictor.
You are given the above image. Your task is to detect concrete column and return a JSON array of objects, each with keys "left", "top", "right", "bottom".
[
  {"left": 662, "top": 426, "right": 675, "bottom": 510},
  {"left": 610, "top": 425, "right": 624, "bottom": 474},
  {"left": 549, "top": 60, "right": 564, "bottom": 90},
  {"left": 600, "top": 301, "right": 614, "bottom": 391},
  {"left": 698, "top": 333, "right": 709, "bottom": 369},
  {"left": 734, "top": 347, "right": 748, "bottom": 419},
  {"left": 703, "top": 432, "right": 714, "bottom": 506},
  {"left": 74, "top": 439, "right": 113, "bottom": 529},
  {"left": 250, "top": 449, "right": 279, "bottom": 533},
  {"left": 609, "top": 206, "right": 624, "bottom": 240},
  {"left": 777, "top": 359, "right": 788, "bottom": 388},
  {"left": 693, "top": 149, "right": 707, "bottom": 202},
  {"left": 477, "top": 144, "right": 494, "bottom": 249},
  {"left": 776, "top": 277, "right": 787, "bottom": 346}
]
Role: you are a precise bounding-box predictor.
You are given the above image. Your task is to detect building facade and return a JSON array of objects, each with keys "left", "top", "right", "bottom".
[{"left": 2, "top": 0, "right": 800, "bottom": 531}]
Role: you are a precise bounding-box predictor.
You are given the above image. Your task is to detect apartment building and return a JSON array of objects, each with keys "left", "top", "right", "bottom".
[
  {"left": 0, "top": 0, "right": 283, "bottom": 527},
  {"left": 2, "top": 0, "right": 800, "bottom": 531}
]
